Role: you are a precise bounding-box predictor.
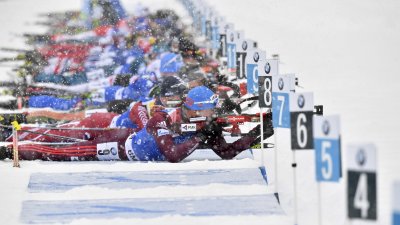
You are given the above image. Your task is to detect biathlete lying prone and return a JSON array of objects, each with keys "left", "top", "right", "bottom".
[{"left": 0, "top": 80, "right": 274, "bottom": 162}]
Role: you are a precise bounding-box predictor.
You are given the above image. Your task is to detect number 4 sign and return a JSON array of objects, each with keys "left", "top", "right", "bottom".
[
  {"left": 347, "top": 143, "right": 377, "bottom": 220},
  {"left": 314, "top": 115, "right": 342, "bottom": 182}
]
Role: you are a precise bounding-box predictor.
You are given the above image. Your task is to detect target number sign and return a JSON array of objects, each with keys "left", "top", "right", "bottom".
[
  {"left": 272, "top": 75, "right": 290, "bottom": 128},
  {"left": 247, "top": 49, "right": 265, "bottom": 94},
  {"left": 290, "top": 92, "right": 314, "bottom": 150},
  {"left": 258, "top": 58, "right": 277, "bottom": 108},
  {"left": 314, "top": 115, "right": 342, "bottom": 182},
  {"left": 347, "top": 143, "right": 377, "bottom": 220},
  {"left": 226, "top": 29, "right": 236, "bottom": 70}
]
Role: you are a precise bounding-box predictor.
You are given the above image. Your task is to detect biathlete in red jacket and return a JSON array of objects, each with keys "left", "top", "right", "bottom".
[
  {"left": 1, "top": 101, "right": 149, "bottom": 161},
  {"left": 125, "top": 85, "right": 271, "bottom": 162}
]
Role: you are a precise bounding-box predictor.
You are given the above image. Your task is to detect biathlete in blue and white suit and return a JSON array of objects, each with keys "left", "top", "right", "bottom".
[{"left": 125, "top": 81, "right": 266, "bottom": 162}]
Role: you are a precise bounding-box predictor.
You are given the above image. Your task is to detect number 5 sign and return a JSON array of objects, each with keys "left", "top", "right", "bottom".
[
  {"left": 314, "top": 115, "right": 342, "bottom": 182},
  {"left": 347, "top": 143, "right": 377, "bottom": 220},
  {"left": 290, "top": 92, "right": 314, "bottom": 150}
]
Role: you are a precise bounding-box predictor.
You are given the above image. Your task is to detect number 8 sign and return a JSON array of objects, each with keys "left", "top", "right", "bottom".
[
  {"left": 258, "top": 58, "right": 278, "bottom": 108},
  {"left": 314, "top": 115, "right": 342, "bottom": 182}
]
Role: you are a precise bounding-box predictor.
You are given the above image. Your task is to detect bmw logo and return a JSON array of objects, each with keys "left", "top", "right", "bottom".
[
  {"left": 253, "top": 52, "right": 260, "bottom": 62},
  {"left": 278, "top": 78, "right": 284, "bottom": 90},
  {"left": 322, "top": 120, "right": 330, "bottom": 135},
  {"left": 356, "top": 149, "right": 366, "bottom": 166},
  {"left": 297, "top": 95, "right": 305, "bottom": 108},
  {"left": 242, "top": 41, "right": 247, "bottom": 50},
  {"left": 110, "top": 147, "right": 118, "bottom": 155},
  {"left": 230, "top": 33, "right": 234, "bottom": 42},
  {"left": 264, "top": 62, "right": 271, "bottom": 74}
]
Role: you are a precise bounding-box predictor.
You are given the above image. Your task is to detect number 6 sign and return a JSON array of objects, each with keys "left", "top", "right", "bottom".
[{"left": 290, "top": 92, "right": 314, "bottom": 150}]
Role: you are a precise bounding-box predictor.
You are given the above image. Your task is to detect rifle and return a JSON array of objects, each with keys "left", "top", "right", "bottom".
[
  {"left": 0, "top": 47, "right": 30, "bottom": 53},
  {"left": 38, "top": 10, "right": 80, "bottom": 19},
  {"left": 22, "top": 33, "right": 52, "bottom": 44},
  {"left": 0, "top": 57, "right": 17, "bottom": 63}
]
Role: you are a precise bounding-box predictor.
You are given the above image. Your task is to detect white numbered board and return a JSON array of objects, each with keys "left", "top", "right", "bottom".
[
  {"left": 226, "top": 29, "right": 237, "bottom": 70},
  {"left": 218, "top": 22, "right": 233, "bottom": 57},
  {"left": 246, "top": 49, "right": 266, "bottom": 94},
  {"left": 234, "top": 34, "right": 247, "bottom": 79},
  {"left": 205, "top": 11, "right": 213, "bottom": 41},
  {"left": 347, "top": 143, "right": 377, "bottom": 220},
  {"left": 211, "top": 16, "right": 220, "bottom": 49},
  {"left": 96, "top": 142, "right": 120, "bottom": 161},
  {"left": 237, "top": 39, "right": 256, "bottom": 80},
  {"left": 314, "top": 115, "right": 342, "bottom": 182},
  {"left": 194, "top": 10, "right": 202, "bottom": 33},
  {"left": 272, "top": 75, "right": 290, "bottom": 128},
  {"left": 258, "top": 58, "right": 278, "bottom": 108},
  {"left": 200, "top": 7, "right": 208, "bottom": 36},
  {"left": 290, "top": 92, "right": 314, "bottom": 150}
]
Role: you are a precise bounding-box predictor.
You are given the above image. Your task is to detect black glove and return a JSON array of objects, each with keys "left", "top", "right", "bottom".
[
  {"left": 247, "top": 124, "right": 260, "bottom": 137},
  {"left": 263, "top": 112, "right": 274, "bottom": 139},
  {"left": 217, "top": 98, "right": 241, "bottom": 115},
  {"left": 195, "top": 131, "right": 217, "bottom": 150},
  {"left": 195, "top": 132, "right": 208, "bottom": 143},
  {"left": 201, "top": 120, "right": 223, "bottom": 137},
  {"left": 247, "top": 114, "right": 274, "bottom": 139},
  {"left": 194, "top": 120, "right": 223, "bottom": 145},
  {"left": 0, "top": 146, "right": 12, "bottom": 160}
]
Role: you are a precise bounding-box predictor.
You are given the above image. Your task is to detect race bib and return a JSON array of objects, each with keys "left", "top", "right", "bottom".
[
  {"left": 96, "top": 142, "right": 120, "bottom": 161},
  {"left": 125, "top": 134, "right": 136, "bottom": 161},
  {"left": 115, "top": 88, "right": 124, "bottom": 100}
]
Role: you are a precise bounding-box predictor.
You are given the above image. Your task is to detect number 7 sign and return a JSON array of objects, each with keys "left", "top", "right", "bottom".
[{"left": 272, "top": 75, "right": 290, "bottom": 128}]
